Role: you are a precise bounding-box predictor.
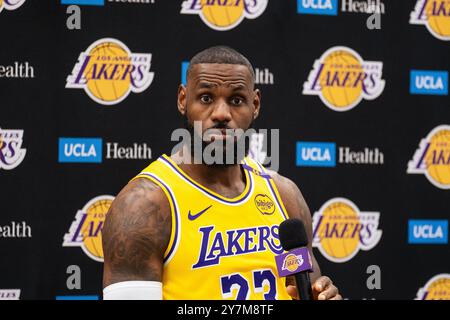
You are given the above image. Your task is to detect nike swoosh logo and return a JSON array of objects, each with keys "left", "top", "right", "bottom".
[{"left": 188, "top": 205, "right": 213, "bottom": 221}]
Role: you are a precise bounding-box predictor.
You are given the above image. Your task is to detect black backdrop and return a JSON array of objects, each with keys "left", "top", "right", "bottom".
[{"left": 0, "top": 0, "right": 449, "bottom": 300}]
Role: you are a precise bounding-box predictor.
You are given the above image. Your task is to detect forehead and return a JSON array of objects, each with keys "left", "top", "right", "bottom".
[{"left": 188, "top": 63, "right": 253, "bottom": 88}]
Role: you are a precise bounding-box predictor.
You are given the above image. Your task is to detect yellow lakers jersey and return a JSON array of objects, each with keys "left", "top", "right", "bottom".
[{"left": 133, "top": 154, "right": 292, "bottom": 300}]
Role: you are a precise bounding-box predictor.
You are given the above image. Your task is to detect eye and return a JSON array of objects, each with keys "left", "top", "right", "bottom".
[
  {"left": 230, "top": 96, "right": 244, "bottom": 106},
  {"left": 200, "top": 95, "right": 212, "bottom": 104}
]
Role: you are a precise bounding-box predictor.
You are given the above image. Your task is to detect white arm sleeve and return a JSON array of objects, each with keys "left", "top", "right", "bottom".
[{"left": 103, "top": 281, "right": 162, "bottom": 300}]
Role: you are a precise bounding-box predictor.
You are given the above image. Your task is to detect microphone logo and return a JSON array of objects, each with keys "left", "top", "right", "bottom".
[
  {"left": 282, "top": 254, "right": 304, "bottom": 272},
  {"left": 275, "top": 247, "right": 313, "bottom": 278}
]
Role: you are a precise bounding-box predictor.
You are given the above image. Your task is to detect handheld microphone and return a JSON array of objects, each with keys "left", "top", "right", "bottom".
[{"left": 276, "top": 218, "right": 314, "bottom": 300}]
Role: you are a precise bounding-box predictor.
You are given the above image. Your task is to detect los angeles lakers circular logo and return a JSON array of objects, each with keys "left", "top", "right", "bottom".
[
  {"left": 63, "top": 195, "right": 114, "bottom": 262},
  {"left": 416, "top": 274, "right": 450, "bottom": 300},
  {"left": 282, "top": 254, "right": 303, "bottom": 272},
  {"left": 410, "top": 0, "right": 450, "bottom": 41},
  {"left": 0, "top": 127, "right": 27, "bottom": 170},
  {"left": 66, "top": 38, "right": 155, "bottom": 105},
  {"left": 312, "top": 198, "right": 382, "bottom": 263},
  {"left": 303, "top": 46, "right": 385, "bottom": 112},
  {"left": 0, "top": 0, "right": 26, "bottom": 13},
  {"left": 181, "top": 0, "right": 268, "bottom": 31},
  {"left": 408, "top": 125, "right": 450, "bottom": 189}
]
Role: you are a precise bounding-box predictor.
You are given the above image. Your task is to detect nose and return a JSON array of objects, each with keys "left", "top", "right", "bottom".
[{"left": 210, "top": 99, "right": 232, "bottom": 124}]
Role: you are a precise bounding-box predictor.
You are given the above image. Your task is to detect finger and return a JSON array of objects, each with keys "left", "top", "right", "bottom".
[
  {"left": 330, "top": 294, "right": 343, "bottom": 300},
  {"left": 286, "top": 285, "right": 299, "bottom": 300},
  {"left": 313, "top": 276, "right": 332, "bottom": 293},
  {"left": 317, "top": 285, "right": 339, "bottom": 300}
]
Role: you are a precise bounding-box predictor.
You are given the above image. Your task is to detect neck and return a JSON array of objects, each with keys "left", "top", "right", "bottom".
[{"left": 171, "top": 145, "right": 246, "bottom": 193}]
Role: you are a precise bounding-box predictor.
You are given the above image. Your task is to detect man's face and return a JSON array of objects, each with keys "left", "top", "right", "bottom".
[{"left": 177, "top": 63, "right": 260, "bottom": 163}]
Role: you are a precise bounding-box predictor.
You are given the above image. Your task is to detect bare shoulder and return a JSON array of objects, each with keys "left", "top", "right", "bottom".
[
  {"left": 102, "top": 177, "right": 172, "bottom": 287},
  {"left": 265, "top": 169, "right": 323, "bottom": 279},
  {"left": 264, "top": 169, "right": 312, "bottom": 234}
]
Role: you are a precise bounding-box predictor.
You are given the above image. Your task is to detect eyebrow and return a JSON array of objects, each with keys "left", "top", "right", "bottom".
[
  {"left": 197, "top": 82, "right": 218, "bottom": 89},
  {"left": 229, "top": 84, "right": 246, "bottom": 91},
  {"left": 195, "top": 82, "right": 248, "bottom": 91}
]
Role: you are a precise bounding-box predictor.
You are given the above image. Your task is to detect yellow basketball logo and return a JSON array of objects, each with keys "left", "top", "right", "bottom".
[
  {"left": 312, "top": 198, "right": 382, "bottom": 263},
  {"left": 66, "top": 38, "right": 155, "bottom": 105},
  {"left": 410, "top": 0, "right": 450, "bottom": 41},
  {"left": 416, "top": 274, "right": 450, "bottom": 300},
  {"left": 303, "top": 46, "right": 385, "bottom": 112},
  {"left": 407, "top": 125, "right": 450, "bottom": 189},
  {"left": 181, "top": 0, "right": 268, "bottom": 31},
  {"left": 282, "top": 254, "right": 303, "bottom": 272},
  {"left": 63, "top": 195, "right": 114, "bottom": 262},
  {"left": 0, "top": 0, "right": 26, "bottom": 13},
  {"left": 254, "top": 194, "right": 275, "bottom": 215}
]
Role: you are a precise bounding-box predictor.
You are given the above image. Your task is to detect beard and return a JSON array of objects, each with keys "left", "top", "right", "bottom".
[{"left": 183, "top": 115, "right": 254, "bottom": 167}]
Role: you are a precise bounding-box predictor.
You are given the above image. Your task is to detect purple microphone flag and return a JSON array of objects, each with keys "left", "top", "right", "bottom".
[{"left": 275, "top": 247, "right": 313, "bottom": 278}]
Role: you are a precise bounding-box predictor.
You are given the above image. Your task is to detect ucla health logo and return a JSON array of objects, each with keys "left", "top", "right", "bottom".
[
  {"left": 296, "top": 142, "right": 336, "bottom": 167},
  {"left": 181, "top": 0, "right": 268, "bottom": 31},
  {"left": 296, "top": 141, "right": 384, "bottom": 167},
  {"left": 303, "top": 46, "right": 385, "bottom": 111},
  {"left": 407, "top": 125, "right": 450, "bottom": 189},
  {"left": 298, "top": 0, "right": 385, "bottom": 16},
  {"left": 416, "top": 274, "right": 450, "bottom": 300},
  {"left": 410, "top": 70, "right": 448, "bottom": 95},
  {"left": 297, "top": 0, "right": 338, "bottom": 15},
  {"left": 0, "top": 0, "right": 25, "bottom": 14},
  {"left": 410, "top": 0, "right": 450, "bottom": 41},
  {"left": 408, "top": 220, "right": 448, "bottom": 244},
  {"left": 66, "top": 38, "right": 155, "bottom": 105},
  {"left": 63, "top": 195, "right": 114, "bottom": 262},
  {"left": 61, "top": 0, "right": 104, "bottom": 5},
  {"left": 312, "top": 198, "right": 382, "bottom": 263},
  {"left": 0, "top": 127, "right": 26, "bottom": 170},
  {"left": 59, "top": 138, "right": 102, "bottom": 163}
]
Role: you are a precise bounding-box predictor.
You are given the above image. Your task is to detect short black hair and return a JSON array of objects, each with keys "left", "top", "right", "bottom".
[{"left": 187, "top": 45, "right": 255, "bottom": 83}]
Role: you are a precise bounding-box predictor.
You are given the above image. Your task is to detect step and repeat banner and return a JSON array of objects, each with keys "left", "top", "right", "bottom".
[{"left": 0, "top": 0, "right": 449, "bottom": 300}]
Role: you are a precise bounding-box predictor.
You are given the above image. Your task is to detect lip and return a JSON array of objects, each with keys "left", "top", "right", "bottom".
[
  {"left": 208, "top": 133, "right": 231, "bottom": 141},
  {"left": 204, "top": 128, "right": 236, "bottom": 142}
]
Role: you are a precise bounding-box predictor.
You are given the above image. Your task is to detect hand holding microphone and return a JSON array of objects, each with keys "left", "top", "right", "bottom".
[
  {"left": 275, "top": 218, "right": 314, "bottom": 300},
  {"left": 275, "top": 218, "right": 342, "bottom": 300}
]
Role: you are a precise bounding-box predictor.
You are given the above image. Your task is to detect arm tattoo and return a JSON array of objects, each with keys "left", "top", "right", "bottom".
[{"left": 102, "top": 178, "right": 171, "bottom": 286}]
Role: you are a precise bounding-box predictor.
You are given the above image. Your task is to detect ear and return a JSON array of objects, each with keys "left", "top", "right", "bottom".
[
  {"left": 253, "top": 89, "right": 261, "bottom": 120},
  {"left": 177, "top": 84, "right": 187, "bottom": 115}
]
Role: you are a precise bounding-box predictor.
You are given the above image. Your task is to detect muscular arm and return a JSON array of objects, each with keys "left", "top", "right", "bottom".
[
  {"left": 268, "top": 171, "right": 341, "bottom": 300},
  {"left": 102, "top": 177, "right": 172, "bottom": 288},
  {"left": 266, "top": 171, "right": 321, "bottom": 283}
]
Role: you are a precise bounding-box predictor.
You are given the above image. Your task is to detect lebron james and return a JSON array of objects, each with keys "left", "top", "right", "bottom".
[{"left": 102, "top": 46, "right": 342, "bottom": 300}]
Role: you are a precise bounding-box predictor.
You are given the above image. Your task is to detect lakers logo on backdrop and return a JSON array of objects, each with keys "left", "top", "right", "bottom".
[
  {"left": 0, "top": 127, "right": 26, "bottom": 170},
  {"left": 312, "top": 198, "right": 382, "bottom": 263},
  {"left": 303, "top": 46, "right": 385, "bottom": 112},
  {"left": 63, "top": 195, "right": 114, "bottom": 262},
  {"left": 416, "top": 274, "right": 450, "bottom": 300},
  {"left": 0, "top": 0, "right": 26, "bottom": 13},
  {"left": 66, "top": 38, "right": 155, "bottom": 105},
  {"left": 180, "top": 0, "right": 268, "bottom": 31},
  {"left": 410, "top": 0, "right": 450, "bottom": 41},
  {"left": 407, "top": 125, "right": 450, "bottom": 189}
]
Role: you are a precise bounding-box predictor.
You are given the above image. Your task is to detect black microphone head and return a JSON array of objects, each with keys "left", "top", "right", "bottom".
[{"left": 279, "top": 218, "right": 308, "bottom": 251}]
